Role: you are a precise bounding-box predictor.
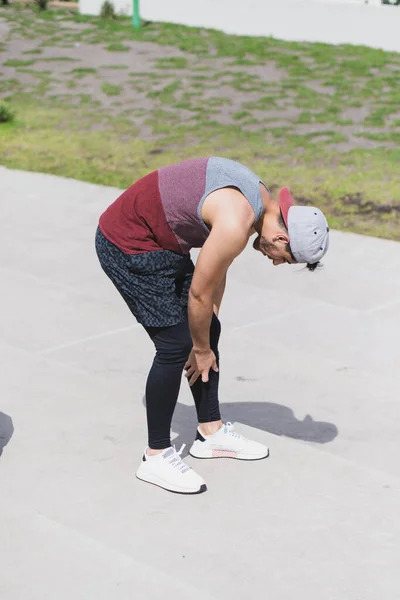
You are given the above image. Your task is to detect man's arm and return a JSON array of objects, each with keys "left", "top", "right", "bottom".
[
  {"left": 188, "top": 222, "right": 248, "bottom": 352},
  {"left": 213, "top": 273, "right": 226, "bottom": 317}
]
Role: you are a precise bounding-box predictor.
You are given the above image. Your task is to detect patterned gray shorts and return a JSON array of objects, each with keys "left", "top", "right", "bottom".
[{"left": 95, "top": 227, "right": 194, "bottom": 328}]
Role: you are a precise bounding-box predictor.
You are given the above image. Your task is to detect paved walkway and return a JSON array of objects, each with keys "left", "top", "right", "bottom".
[
  {"left": 1, "top": 165, "right": 399, "bottom": 599},
  {"left": 112, "top": 0, "right": 400, "bottom": 52}
]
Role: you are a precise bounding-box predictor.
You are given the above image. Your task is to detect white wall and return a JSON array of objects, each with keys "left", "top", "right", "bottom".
[{"left": 78, "top": 0, "right": 400, "bottom": 53}]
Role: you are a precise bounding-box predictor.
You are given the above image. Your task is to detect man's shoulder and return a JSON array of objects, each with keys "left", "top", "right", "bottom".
[
  {"left": 204, "top": 187, "right": 256, "bottom": 232},
  {"left": 207, "top": 156, "right": 258, "bottom": 178}
]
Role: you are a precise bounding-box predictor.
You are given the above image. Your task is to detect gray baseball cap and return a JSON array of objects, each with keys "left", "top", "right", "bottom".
[{"left": 279, "top": 187, "right": 330, "bottom": 264}]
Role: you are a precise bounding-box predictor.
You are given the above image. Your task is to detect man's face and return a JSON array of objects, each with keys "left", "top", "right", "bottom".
[{"left": 252, "top": 234, "right": 295, "bottom": 266}]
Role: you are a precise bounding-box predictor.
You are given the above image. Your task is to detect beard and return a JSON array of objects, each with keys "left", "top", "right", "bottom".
[{"left": 253, "top": 236, "right": 276, "bottom": 254}]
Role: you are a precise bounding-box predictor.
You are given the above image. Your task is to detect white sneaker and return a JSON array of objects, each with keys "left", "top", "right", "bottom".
[
  {"left": 189, "top": 422, "right": 269, "bottom": 461},
  {"left": 136, "top": 444, "right": 207, "bottom": 494}
]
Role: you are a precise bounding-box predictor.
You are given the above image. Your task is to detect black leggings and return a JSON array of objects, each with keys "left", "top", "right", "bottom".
[{"left": 144, "top": 312, "right": 222, "bottom": 449}]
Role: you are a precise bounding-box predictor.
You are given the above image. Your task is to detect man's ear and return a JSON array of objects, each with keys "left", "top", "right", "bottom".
[{"left": 273, "top": 232, "right": 290, "bottom": 244}]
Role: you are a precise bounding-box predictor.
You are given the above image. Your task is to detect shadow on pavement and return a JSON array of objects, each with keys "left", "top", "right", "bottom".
[
  {"left": 142, "top": 396, "right": 338, "bottom": 449},
  {"left": 0, "top": 411, "right": 14, "bottom": 458}
]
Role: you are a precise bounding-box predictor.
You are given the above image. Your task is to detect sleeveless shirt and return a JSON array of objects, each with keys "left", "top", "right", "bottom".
[{"left": 99, "top": 157, "right": 266, "bottom": 255}]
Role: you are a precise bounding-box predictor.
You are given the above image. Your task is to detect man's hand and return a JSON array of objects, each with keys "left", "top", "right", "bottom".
[{"left": 184, "top": 348, "right": 218, "bottom": 386}]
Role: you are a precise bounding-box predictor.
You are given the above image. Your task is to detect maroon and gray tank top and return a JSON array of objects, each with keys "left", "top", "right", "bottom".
[{"left": 99, "top": 157, "right": 266, "bottom": 255}]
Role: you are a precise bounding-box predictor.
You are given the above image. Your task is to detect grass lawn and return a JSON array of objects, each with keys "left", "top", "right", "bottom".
[{"left": 0, "top": 6, "right": 400, "bottom": 239}]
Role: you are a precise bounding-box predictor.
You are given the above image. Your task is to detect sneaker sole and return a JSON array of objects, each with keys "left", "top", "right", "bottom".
[
  {"left": 136, "top": 473, "right": 207, "bottom": 495},
  {"left": 189, "top": 449, "right": 270, "bottom": 461}
]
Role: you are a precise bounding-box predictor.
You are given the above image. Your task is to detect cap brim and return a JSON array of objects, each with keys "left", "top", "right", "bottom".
[{"left": 279, "top": 187, "right": 294, "bottom": 227}]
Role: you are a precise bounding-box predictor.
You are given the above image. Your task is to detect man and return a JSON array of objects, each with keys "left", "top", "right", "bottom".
[{"left": 95, "top": 157, "right": 329, "bottom": 495}]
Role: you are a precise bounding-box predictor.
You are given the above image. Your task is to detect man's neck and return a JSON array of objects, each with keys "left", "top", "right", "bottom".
[
  {"left": 259, "top": 182, "right": 278, "bottom": 212},
  {"left": 254, "top": 183, "right": 279, "bottom": 234}
]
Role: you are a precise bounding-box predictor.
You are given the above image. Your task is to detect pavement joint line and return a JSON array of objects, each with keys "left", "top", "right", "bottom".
[
  {"left": 231, "top": 308, "right": 307, "bottom": 331},
  {"left": 229, "top": 293, "right": 399, "bottom": 317},
  {"left": 31, "top": 346, "right": 143, "bottom": 381},
  {"left": 0, "top": 265, "right": 108, "bottom": 300},
  {"left": 363, "top": 299, "right": 400, "bottom": 315},
  {"left": 18, "top": 510, "right": 218, "bottom": 600},
  {"left": 226, "top": 422, "right": 400, "bottom": 484},
  {"left": 39, "top": 352, "right": 139, "bottom": 379},
  {"left": 0, "top": 338, "right": 124, "bottom": 379},
  {"left": 38, "top": 324, "right": 139, "bottom": 355},
  {"left": 228, "top": 277, "right": 374, "bottom": 314}
]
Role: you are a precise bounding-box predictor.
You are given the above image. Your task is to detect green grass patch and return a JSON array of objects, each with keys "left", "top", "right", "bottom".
[
  {"left": 1, "top": 93, "right": 399, "bottom": 239},
  {"left": 129, "top": 72, "right": 159, "bottom": 79},
  {"left": 232, "top": 111, "right": 250, "bottom": 120},
  {"left": 341, "top": 59, "right": 371, "bottom": 77},
  {"left": 79, "top": 94, "right": 98, "bottom": 105},
  {"left": 313, "top": 105, "right": 342, "bottom": 124},
  {"left": 229, "top": 57, "right": 264, "bottom": 67},
  {"left": 268, "top": 127, "right": 291, "bottom": 138},
  {"left": 3, "top": 59, "right": 35, "bottom": 67},
  {"left": 207, "top": 97, "right": 231, "bottom": 107},
  {"left": 0, "top": 78, "right": 21, "bottom": 94},
  {"left": 23, "top": 48, "right": 43, "bottom": 55},
  {"left": 173, "top": 100, "right": 193, "bottom": 110},
  {"left": 71, "top": 67, "right": 97, "bottom": 76},
  {"left": 100, "top": 64, "right": 129, "bottom": 69},
  {"left": 243, "top": 95, "right": 279, "bottom": 110},
  {"left": 243, "top": 118, "right": 259, "bottom": 126},
  {"left": 357, "top": 132, "right": 400, "bottom": 144},
  {"left": 190, "top": 75, "right": 208, "bottom": 81},
  {"left": 293, "top": 85, "right": 321, "bottom": 109},
  {"left": 15, "top": 67, "right": 51, "bottom": 76},
  {"left": 106, "top": 43, "right": 130, "bottom": 52},
  {"left": 364, "top": 106, "right": 398, "bottom": 127},
  {"left": 1, "top": 7, "right": 400, "bottom": 240},
  {"left": 101, "top": 82, "right": 121, "bottom": 95},
  {"left": 155, "top": 57, "right": 188, "bottom": 69},
  {"left": 0, "top": 101, "right": 15, "bottom": 124},
  {"left": 296, "top": 112, "right": 314, "bottom": 124},
  {"left": 148, "top": 80, "right": 181, "bottom": 103},
  {"left": 41, "top": 56, "right": 79, "bottom": 62}
]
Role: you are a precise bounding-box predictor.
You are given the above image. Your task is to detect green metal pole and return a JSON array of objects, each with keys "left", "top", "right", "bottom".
[{"left": 132, "top": 0, "right": 140, "bottom": 28}]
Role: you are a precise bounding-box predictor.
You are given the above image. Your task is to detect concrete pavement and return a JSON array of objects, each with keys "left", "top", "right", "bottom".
[
  {"left": 80, "top": 0, "right": 400, "bottom": 54},
  {"left": 1, "top": 165, "right": 399, "bottom": 599}
]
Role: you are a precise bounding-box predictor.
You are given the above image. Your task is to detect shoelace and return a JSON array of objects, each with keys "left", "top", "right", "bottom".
[
  {"left": 224, "top": 422, "right": 243, "bottom": 439},
  {"left": 163, "top": 444, "right": 190, "bottom": 473}
]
